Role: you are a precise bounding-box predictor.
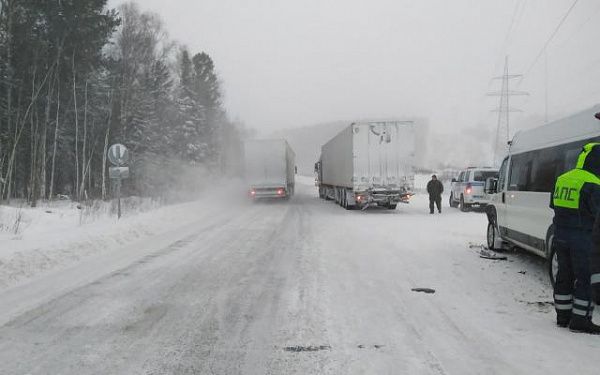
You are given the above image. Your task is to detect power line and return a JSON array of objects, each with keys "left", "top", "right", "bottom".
[
  {"left": 524, "top": 0, "right": 580, "bottom": 76},
  {"left": 554, "top": 2, "right": 600, "bottom": 52},
  {"left": 486, "top": 0, "right": 527, "bottom": 91},
  {"left": 501, "top": 0, "right": 527, "bottom": 51}
]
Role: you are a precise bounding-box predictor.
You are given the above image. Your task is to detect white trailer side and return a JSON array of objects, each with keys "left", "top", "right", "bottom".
[{"left": 320, "top": 125, "right": 354, "bottom": 188}]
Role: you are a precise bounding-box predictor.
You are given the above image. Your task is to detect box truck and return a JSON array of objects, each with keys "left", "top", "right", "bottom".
[
  {"left": 315, "top": 121, "right": 415, "bottom": 209},
  {"left": 244, "top": 139, "right": 296, "bottom": 199}
]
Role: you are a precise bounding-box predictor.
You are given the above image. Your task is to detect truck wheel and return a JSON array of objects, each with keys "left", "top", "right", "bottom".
[
  {"left": 345, "top": 196, "right": 355, "bottom": 210},
  {"left": 459, "top": 196, "right": 470, "bottom": 212}
]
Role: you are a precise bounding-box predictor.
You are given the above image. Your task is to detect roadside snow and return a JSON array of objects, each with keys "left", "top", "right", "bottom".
[{"left": 0, "top": 180, "right": 247, "bottom": 289}]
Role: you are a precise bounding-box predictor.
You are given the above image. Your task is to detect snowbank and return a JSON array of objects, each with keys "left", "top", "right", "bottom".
[{"left": 0, "top": 179, "right": 247, "bottom": 289}]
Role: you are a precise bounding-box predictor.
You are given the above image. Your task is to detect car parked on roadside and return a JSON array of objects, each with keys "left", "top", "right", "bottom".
[{"left": 449, "top": 167, "right": 499, "bottom": 211}]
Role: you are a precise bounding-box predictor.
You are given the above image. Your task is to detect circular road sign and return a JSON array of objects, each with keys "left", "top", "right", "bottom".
[{"left": 108, "top": 143, "right": 130, "bottom": 166}]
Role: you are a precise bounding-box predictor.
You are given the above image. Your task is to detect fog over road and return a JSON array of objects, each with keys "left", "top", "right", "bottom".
[{"left": 0, "top": 177, "right": 598, "bottom": 374}]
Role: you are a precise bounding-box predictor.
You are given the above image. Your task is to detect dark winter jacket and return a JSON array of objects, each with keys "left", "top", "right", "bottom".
[
  {"left": 592, "top": 212, "right": 600, "bottom": 304},
  {"left": 427, "top": 179, "right": 444, "bottom": 198},
  {"left": 551, "top": 143, "right": 600, "bottom": 231}
]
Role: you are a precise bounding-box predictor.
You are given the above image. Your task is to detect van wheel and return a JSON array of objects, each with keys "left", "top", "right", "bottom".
[
  {"left": 546, "top": 227, "right": 557, "bottom": 288},
  {"left": 459, "top": 196, "right": 469, "bottom": 212},
  {"left": 449, "top": 193, "right": 459, "bottom": 208},
  {"left": 387, "top": 204, "right": 397, "bottom": 210},
  {"left": 487, "top": 221, "right": 498, "bottom": 250}
]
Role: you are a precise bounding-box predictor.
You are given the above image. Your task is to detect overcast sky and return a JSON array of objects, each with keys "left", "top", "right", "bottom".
[{"left": 109, "top": 0, "right": 600, "bottom": 136}]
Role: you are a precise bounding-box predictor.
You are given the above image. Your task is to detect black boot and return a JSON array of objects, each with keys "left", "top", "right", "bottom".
[
  {"left": 569, "top": 316, "right": 600, "bottom": 334},
  {"left": 556, "top": 313, "right": 571, "bottom": 328}
]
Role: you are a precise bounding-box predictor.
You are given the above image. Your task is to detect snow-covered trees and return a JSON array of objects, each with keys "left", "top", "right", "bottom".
[{"left": 0, "top": 1, "right": 244, "bottom": 203}]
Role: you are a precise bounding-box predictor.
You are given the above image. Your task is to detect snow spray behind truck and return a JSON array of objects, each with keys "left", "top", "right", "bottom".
[
  {"left": 315, "top": 121, "right": 415, "bottom": 209},
  {"left": 244, "top": 139, "right": 296, "bottom": 199}
]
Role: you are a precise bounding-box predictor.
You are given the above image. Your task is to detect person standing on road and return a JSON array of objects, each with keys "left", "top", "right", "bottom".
[
  {"left": 552, "top": 142, "right": 600, "bottom": 334},
  {"left": 427, "top": 175, "right": 444, "bottom": 214}
]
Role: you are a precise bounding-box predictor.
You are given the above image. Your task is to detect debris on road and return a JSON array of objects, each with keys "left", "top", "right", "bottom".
[
  {"left": 479, "top": 248, "right": 507, "bottom": 261},
  {"left": 411, "top": 287, "right": 436, "bottom": 294},
  {"left": 284, "top": 345, "right": 331, "bottom": 353}
]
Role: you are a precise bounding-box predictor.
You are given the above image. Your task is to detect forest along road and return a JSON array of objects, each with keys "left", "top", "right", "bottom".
[{"left": 0, "top": 177, "right": 599, "bottom": 375}]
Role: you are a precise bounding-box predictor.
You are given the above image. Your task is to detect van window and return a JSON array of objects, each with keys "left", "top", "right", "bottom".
[
  {"left": 458, "top": 171, "right": 465, "bottom": 182},
  {"left": 506, "top": 136, "right": 600, "bottom": 193},
  {"left": 565, "top": 147, "right": 583, "bottom": 169},
  {"left": 473, "top": 171, "right": 498, "bottom": 182},
  {"left": 498, "top": 157, "right": 508, "bottom": 191},
  {"left": 509, "top": 153, "right": 532, "bottom": 191},
  {"left": 529, "top": 148, "right": 562, "bottom": 192}
]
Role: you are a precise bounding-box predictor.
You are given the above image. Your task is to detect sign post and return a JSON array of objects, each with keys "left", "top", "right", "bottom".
[{"left": 108, "top": 144, "right": 130, "bottom": 219}]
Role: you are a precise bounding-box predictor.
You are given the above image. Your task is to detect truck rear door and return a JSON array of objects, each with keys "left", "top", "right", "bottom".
[{"left": 353, "top": 122, "right": 414, "bottom": 191}]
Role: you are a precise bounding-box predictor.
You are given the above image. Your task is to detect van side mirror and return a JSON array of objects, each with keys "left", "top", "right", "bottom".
[
  {"left": 451, "top": 178, "right": 457, "bottom": 183},
  {"left": 484, "top": 177, "right": 498, "bottom": 194}
]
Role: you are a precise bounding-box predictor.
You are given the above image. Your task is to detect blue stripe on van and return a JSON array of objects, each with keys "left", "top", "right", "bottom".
[{"left": 455, "top": 182, "right": 484, "bottom": 186}]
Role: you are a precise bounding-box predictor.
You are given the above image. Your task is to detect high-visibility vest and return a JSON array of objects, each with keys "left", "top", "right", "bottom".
[
  {"left": 553, "top": 169, "right": 600, "bottom": 209},
  {"left": 553, "top": 142, "right": 600, "bottom": 210}
]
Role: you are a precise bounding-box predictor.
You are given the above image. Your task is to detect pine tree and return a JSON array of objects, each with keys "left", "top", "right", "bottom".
[{"left": 192, "top": 52, "right": 222, "bottom": 165}]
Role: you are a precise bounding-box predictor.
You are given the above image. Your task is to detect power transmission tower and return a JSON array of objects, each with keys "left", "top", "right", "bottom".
[{"left": 488, "top": 56, "right": 528, "bottom": 166}]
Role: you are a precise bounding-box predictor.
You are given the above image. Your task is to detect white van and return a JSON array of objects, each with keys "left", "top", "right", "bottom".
[{"left": 485, "top": 105, "right": 600, "bottom": 285}]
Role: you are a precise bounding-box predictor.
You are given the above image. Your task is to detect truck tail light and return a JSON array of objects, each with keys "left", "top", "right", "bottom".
[
  {"left": 250, "top": 190, "right": 256, "bottom": 197},
  {"left": 277, "top": 188, "right": 285, "bottom": 196}
]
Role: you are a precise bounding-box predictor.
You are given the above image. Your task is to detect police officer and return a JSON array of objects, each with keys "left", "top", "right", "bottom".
[{"left": 552, "top": 142, "right": 600, "bottom": 334}]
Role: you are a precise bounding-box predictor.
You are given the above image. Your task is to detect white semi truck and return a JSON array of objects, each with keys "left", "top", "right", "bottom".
[
  {"left": 315, "top": 121, "right": 415, "bottom": 210},
  {"left": 244, "top": 139, "right": 296, "bottom": 199}
]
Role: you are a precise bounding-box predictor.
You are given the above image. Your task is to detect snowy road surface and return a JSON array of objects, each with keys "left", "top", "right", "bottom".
[{"left": 1, "top": 177, "right": 599, "bottom": 374}]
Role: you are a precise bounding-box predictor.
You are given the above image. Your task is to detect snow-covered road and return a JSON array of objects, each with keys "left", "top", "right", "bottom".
[{"left": 0, "top": 177, "right": 599, "bottom": 374}]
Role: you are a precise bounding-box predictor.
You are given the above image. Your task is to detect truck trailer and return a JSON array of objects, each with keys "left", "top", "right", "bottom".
[
  {"left": 315, "top": 121, "right": 415, "bottom": 210},
  {"left": 244, "top": 139, "right": 296, "bottom": 199}
]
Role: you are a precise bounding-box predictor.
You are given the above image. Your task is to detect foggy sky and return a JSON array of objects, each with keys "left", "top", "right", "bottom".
[{"left": 110, "top": 0, "right": 600, "bottom": 137}]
